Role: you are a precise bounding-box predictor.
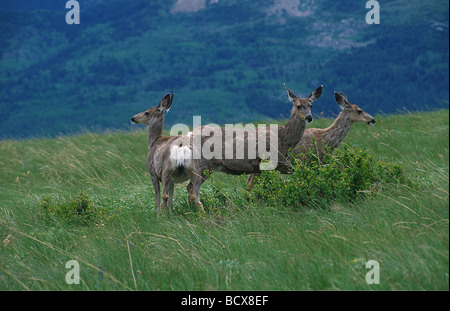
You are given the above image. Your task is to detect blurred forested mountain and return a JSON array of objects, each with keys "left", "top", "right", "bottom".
[{"left": 0, "top": 0, "right": 448, "bottom": 138}]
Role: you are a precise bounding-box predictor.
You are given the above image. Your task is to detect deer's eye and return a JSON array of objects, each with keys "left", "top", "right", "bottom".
[
  {"left": 145, "top": 112, "right": 149, "bottom": 116},
  {"left": 357, "top": 110, "right": 363, "bottom": 114},
  {"left": 296, "top": 106, "right": 301, "bottom": 110}
]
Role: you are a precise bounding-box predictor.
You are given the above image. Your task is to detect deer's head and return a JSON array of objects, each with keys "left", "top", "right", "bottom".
[
  {"left": 131, "top": 93, "right": 175, "bottom": 125},
  {"left": 285, "top": 84, "right": 323, "bottom": 123},
  {"left": 334, "top": 92, "right": 376, "bottom": 126}
]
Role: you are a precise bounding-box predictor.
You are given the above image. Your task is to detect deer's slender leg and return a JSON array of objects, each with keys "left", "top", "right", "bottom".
[
  {"left": 189, "top": 170, "right": 208, "bottom": 212},
  {"left": 168, "top": 182, "right": 174, "bottom": 216},
  {"left": 160, "top": 177, "right": 171, "bottom": 217},
  {"left": 186, "top": 182, "right": 194, "bottom": 205},
  {"left": 151, "top": 176, "right": 161, "bottom": 218},
  {"left": 247, "top": 173, "right": 258, "bottom": 190}
]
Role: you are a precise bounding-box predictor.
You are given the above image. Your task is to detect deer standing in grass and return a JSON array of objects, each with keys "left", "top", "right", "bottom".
[
  {"left": 131, "top": 93, "right": 202, "bottom": 217},
  {"left": 247, "top": 91, "right": 376, "bottom": 188},
  {"left": 187, "top": 84, "right": 323, "bottom": 205}
]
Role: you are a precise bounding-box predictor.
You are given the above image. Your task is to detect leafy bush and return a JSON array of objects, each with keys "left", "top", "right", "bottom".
[
  {"left": 201, "top": 187, "right": 233, "bottom": 214},
  {"left": 197, "top": 181, "right": 248, "bottom": 218},
  {"left": 251, "top": 144, "right": 408, "bottom": 209},
  {"left": 37, "top": 191, "right": 106, "bottom": 226}
]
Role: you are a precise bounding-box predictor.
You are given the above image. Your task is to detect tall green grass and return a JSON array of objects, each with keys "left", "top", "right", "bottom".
[{"left": 0, "top": 110, "right": 448, "bottom": 290}]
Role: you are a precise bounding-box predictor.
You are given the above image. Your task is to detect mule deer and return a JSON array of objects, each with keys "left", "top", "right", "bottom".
[
  {"left": 247, "top": 91, "right": 376, "bottom": 188},
  {"left": 131, "top": 93, "right": 202, "bottom": 217},
  {"left": 187, "top": 84, "right": 323, "bottom": 204}
]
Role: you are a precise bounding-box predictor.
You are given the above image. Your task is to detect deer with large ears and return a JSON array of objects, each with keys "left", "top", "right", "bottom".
[
  {"left": 247, "top": 91, "right": 376, "bottom": 188},
  {"left": 295, "top": 91, "right": 376, "bottom": 160},
  {"left": 187, "top": 83, "right": 323, "bottom": 205},
  {"left": 131, "top": 93, "right": 203, "bottom": 217}
]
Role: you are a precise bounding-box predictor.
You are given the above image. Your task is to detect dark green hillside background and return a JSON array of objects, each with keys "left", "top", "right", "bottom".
[{"left": 0, "top": 0, "right": 448, "bottom": 138}]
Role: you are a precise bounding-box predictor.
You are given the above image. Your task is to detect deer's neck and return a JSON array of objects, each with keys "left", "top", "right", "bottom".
[
  {"left": 323, "top": 112, "right": 353, "bottom": 150},
  {"left": 280, "top": 109, "right": 306, "bottom": 153},
  {"left": 147, "top": 116, "right": 164, "bottom": 149}
]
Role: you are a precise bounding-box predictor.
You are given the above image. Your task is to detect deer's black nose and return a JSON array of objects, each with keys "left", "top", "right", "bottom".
[
  {"left": 131, "top": 117, "right": 136, "bottom": 123},
  {"left": 306, "top": 115, "right": 313, "bottom": 123}
]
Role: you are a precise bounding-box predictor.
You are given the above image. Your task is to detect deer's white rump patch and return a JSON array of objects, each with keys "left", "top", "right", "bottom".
[{"left": 169, "top": 145, "right": 192, "bottom": 172}]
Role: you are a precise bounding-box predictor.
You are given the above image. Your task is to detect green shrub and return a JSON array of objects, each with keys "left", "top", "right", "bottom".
[
  {"left": 373, "top": 161, "right": 408, "bottom": 185},
  {"left": 198, "top": 185, "right": 248, "bottom": 218},
  {"left": 251, "top": 144, "right": 408, "bottom": 209},
  {"left": 201, "top": 187, "right": 233, "bottom": 214},
  {"left": 37, "top": 191, "right": 106, "bottom": 226}
]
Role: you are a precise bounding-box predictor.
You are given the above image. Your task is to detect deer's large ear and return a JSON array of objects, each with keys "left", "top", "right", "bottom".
[
  {"left": 307, "top": 85, "right": 323, "bottom": 102},
  {"left": 158, "top": 93, "right": 174, "bottom": 111},
  {"left": 334, "top": 91, "right": 349, "bottom": 109},
  {"left": 284, "top": 83, "right": 297, "bottom": 102},
  {"left": 166, "top": 93, "right": 175, "bottom": 111},
  {"left": 338, "top": 91, "right": 348, "bottom": 101}
]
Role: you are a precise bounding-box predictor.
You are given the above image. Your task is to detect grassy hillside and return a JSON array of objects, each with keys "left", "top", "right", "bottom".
[{"left": 0, "top": 109, "right": 448, "bottom": 290}]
